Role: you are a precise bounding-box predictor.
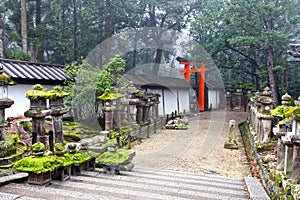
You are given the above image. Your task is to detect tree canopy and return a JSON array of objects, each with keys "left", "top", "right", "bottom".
[{"left": 1, "top": 0, "right": 300, "bottom": 100}]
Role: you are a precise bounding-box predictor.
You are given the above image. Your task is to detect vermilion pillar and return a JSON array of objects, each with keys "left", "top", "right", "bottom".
[
  {"left": 198, "top": 63, "right": 208, "bottom": 111},
  {"left": 179, "top": 62, "right": 208, "bottom": 111}
]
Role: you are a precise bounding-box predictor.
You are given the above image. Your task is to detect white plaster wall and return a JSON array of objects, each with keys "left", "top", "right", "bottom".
[
  {"left": 6, "top": 84, "right": 55, "bottom": 117},
  {"left": 208, "top": 89, "right": 220, "bottom": 109},
  {"left": 178, "top": 89, "right": 190, "bottom": 113},
  {"left": 149, "top": 88, "right": 191, "bottom": 116},
  {"left": 164, "top": 89, "right": 178, "bottom": 115}
]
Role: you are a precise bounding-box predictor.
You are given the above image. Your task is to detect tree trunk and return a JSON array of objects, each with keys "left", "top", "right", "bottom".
[
  {"left": 152, "top": 48, "right": 163, "bottom": 76},
  {"left": 265, "top": 0, "right": 279, "bottom": 105},
  {"left": 105, "top": 0, "right": 112, "bottom": 62},
  {"left": 36, "top": 0, "right": 44, "bottom": 62},
  {"left": 266, "top": 47, "right": 279, "bottom": 105},
  {"left": 0, "top": 13, "right": 3, "bottom": 58},
  {"left": 21, "top": 0, "right": 28, "bottom": 54},
  {"left": 30, "top": 42, "right": 36, "bottom": 62},
  {"left": 73, "top": 0, "right": 78, "bottom": 61}
]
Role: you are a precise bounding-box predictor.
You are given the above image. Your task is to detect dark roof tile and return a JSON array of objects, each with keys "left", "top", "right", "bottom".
[{"left": 0, "top": 59, "right": 68, "bottom": 84}]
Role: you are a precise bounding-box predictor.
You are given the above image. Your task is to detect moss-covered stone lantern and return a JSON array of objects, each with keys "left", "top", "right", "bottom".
[
  {"left": 48, "top": 85, "right": 69, "bottom": 144},
  {"left": 98, "top": 89, "right": 124, "bottom": 131},
  {"left": 0, "top": 66, "right": 14, "bottom": 141},
  {"left": 25, "top": 84, "right": 48, "bottom": 110},
  {"left": 48, "top": 86, "right": 69, "bottom": 108},
  {"left": 25, "top": 84, "right": 50, "bottom": 146}
]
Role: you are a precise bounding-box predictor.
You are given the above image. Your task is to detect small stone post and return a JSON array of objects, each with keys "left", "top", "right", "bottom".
[
  {"left": 142, "top": 97, "right": 150, "bottom": 124},
  {"left": 0, "top": 101, "right": 14, "bottom": 141},
  {"left": 292, "top": 137, "right": 300, "bottom": 183},
  {"left": 283, "top": 135, "right": 294, "bottom": 175},
  {"left": 154, "top": 94, "right": 160, "bottom": 119},
  {"left": 113, "top": 105, "right": 121, "bottom": 129},
  {"left": 104, "top": 104, "right": 113, "bottom": 131},
  {"left": 127, "top": 82, "right": 138, "bottom": 123},
  {"left": 275, "top": 131, "right": 286, "bottom": 171},
  {"left": 120, "top": 86, "right": 127, "bottom": 123},
  {"left": 136, "top": 103, "right": 144, "bottom": 124}
]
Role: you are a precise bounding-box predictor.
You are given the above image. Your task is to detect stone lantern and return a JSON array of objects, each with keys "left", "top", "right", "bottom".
[
  {"left": 135, "top": 90, "right": 146, "bottom": 124},
  {"left": 127, "top": 83, "right": 139, "bottom": 123},
  {"left": 24, "top": 84, "right": 50, "bottom": 146},
  {"left": 256, "top": 87, "right": 274, "bottom": 143},
  {"left": 274, "top": 93, "right": 292, "bottom": 171},
  {"left": 0, "top": 67, "right": 14, "bottom": 141},
  {"left": 48, "top": 86, "right": 69, "bottom": 144},
  {"left": 98, "top": 89, "right": 123, "bottom": 131}
]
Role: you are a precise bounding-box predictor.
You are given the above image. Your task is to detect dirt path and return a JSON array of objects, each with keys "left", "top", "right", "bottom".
[{"left": 132, "top": 109, "right": 251, "bottom": 178}]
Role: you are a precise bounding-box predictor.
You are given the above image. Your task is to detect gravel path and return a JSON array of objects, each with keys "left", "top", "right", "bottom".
[{"left": 132, "top": 109, "right": 251, "bottom": 178}]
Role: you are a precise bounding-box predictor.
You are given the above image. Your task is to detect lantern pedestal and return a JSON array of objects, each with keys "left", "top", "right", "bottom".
[{"left": 28, "top": 172, "right": 51, "bottom": 186}]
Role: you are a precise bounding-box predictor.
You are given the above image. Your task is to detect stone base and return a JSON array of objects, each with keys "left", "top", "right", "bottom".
[
  {"left": 28, "top": 172, "right": 51, "bottom": 186},
  {"left": 82, "top": 158, "right": 96, "bottom": 171},
  {"left": 71, "top": 163, "right": 82, "bottom": 176},
  {"left": 52, "top": 167, "right": 71, "bottom": 181}
]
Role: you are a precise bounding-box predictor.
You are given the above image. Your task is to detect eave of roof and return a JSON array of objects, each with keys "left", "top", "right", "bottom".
[
  {"left": 122, "top": 74, "right": 224, "bottom": 90},
  {"left": 0, "top": 59, "right": 68, "bottom": 84}
]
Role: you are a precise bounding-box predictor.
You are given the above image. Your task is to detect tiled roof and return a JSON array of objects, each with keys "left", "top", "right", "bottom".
[
  {"left": 0, "top": 59, "right": 68, "bottom": 84},
  {"left": 122, "top": 74, "right": 191, "bottom": 89},
  {"left": 122, "top": 74, "right": 223, "bottom": 89}
]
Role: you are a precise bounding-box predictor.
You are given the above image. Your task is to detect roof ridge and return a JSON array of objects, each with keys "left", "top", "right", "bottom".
[{"left": 0, "top": 58, "right": 64, "bottom": 68}]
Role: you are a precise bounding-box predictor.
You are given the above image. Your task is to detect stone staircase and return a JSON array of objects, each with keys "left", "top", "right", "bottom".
[{"left": 0, "top": 167, "right": 253, "bottom": 200}]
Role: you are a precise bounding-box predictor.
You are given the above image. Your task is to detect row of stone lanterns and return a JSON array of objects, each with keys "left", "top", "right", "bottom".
[
  {"left": 249, "top": 87, "right": 274, "bottom": 143},
  {"left": 98, "top": 83, "right": 161, "bottom": 147},
  {"left": 272, "top": 93, "right": 300, "bottom": 184}
]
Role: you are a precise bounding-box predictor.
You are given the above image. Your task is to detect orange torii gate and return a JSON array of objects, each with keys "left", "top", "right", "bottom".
[{"left": 179, "top": 61, "right": 208, "bottom": 111}]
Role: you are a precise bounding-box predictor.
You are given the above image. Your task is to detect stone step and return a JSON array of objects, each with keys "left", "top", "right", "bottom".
[
  {"left": 132, "top": 166, "right": 246, "bottom": 185},
  {"left": 76, "top": 172, "right": 248, "bottom": 199},
  {"left": 0, "top": 167, "right": 249, "bottom": 200}
]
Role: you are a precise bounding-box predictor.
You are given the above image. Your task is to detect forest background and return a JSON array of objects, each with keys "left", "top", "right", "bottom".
[{"left": 0, "top": 0, "right": 300, "bottom": 105}]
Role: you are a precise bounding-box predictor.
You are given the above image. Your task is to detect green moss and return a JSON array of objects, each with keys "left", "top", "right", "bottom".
[
  {"left": 26, "top": 84, "right": 48, "bottom": 100},
  {"left": 56, "top": 154, "right": 74, "bottom": 167},
  {"left": 13, "top": 155, "right": 63, "bottom": 174},
  {"left": 96, "top": 151, "right": 129, "bottom": 166},
  {"left": 64, "top": 132, "right": 81, "bottom": 142},
  {"left": 66, "top": 152, "right": 89, "bottom": 164},
  {"left": 47, "top": 86, "right": 70, "bottom": 99},
  {"left": 0, "top": 74, "right": 10, "bottom": 80},
  {"left": 32, "top": 84, "right": 43, "bottom": 90},
  {"left": 285, "top": 106, "right": 300, "bottom": 120},
  {"left": 6, "top": 134, "right": 21, "bottom": 144},
  {"left": 54, "top": 143, "right": 65, "bottom": 152},
  {"left": 98, "top": 92, "right": 123, "bottom": 101},
  {"left": 0, "top": 73, "right": 12, "bottom": 86},
  {"left": 271, "top": 105, "right": 285, "bottom": 118},
  {"left": 175, "top": 124, "right": 188, "bottom": 129},
  {"left": 32, "top": 142, "right": 45, "bottom": 153}
]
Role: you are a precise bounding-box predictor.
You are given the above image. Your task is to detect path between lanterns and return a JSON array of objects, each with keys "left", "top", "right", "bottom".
[
  {"left": 132, "top": 110, "right": 250, "bottom": 178},
  {"left": 0, "top": 110, "right": 271, "bottom": 199}
]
